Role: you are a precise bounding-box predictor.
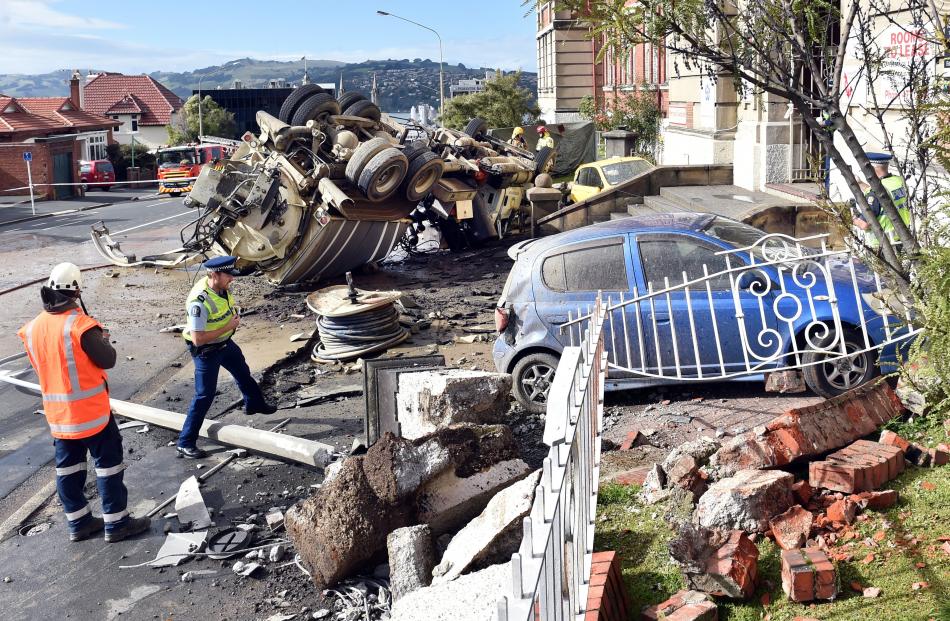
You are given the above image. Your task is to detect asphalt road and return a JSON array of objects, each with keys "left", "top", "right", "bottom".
[{"left": 0, "top": 192, "right": 198, "bottom": 515}]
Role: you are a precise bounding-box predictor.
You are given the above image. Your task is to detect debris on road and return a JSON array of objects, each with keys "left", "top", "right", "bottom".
[
  {"left": 148, "top": 531, "right": 208, "bottom": 568},
  {"left": 387, "top": 525, "right": 436, "bottom": 602},
  {"left": 175, "top": 476, "right": 213, "bottom": 530}
]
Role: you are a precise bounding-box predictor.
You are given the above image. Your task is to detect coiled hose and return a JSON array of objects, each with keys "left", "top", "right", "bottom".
[{"left": 312, "top": 302, "right": 409, "bottom": 362}]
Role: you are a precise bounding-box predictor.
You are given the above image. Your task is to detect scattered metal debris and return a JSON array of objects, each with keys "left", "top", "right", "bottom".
[
  {"left": 148, "top": 531, "right": 208, "bottom": 567},
  {"left": 206, "top": 528, "right": 254, "bottom": 560},
  {"left": 175, "top": 476, "right": 213, "bottom": 530},
  {"left": 232, "top": 560, "right": 262, "bottom": 576},
  {"left": 323, "top": 577, "right": 392, "bottom": 621}
]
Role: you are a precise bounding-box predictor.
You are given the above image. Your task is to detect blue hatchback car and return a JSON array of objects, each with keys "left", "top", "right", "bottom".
[{"left": 493, "top": 213, "right": 914, "bottom": 413}]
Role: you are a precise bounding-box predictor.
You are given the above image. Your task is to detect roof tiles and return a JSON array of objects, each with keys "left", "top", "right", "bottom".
[{"left": 82, "top": 73, "right": 183, "bottom": 125}]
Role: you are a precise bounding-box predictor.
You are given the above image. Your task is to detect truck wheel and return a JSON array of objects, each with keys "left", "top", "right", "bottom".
[
  {"left": 512, "top": 352, "right": 559, "bottom": 414},
  {"left": 463, "top": 117, "right": 489, "bottom": 139},
  {"left": 343, "top": 100, "right": 381, "bottom": 122},
  {"left": 336, "top": 92, "right": 367, "bottom": 111},
  {"left": 534, "top": 146, "right": 555, "bottom": 176},
  {"left": 278, "top": 84, "right": 325, "bottom": 123},
  {"left": 291, "top": 93, "right": 342, "bottom": 126},
  {"left": 345, "top": 137, "right": 392, "bottom": 185},
  {"left": 357, "top": 148, "right": 408, "bottom": 202},
  {"left": 400, "top": 151, "right": 443, "bottom": 202},
  {"left": 401, "top": 141, "right": 430, "bottom": 162}
]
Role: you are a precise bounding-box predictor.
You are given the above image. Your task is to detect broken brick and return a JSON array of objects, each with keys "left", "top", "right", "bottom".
[
  {"left": 770, "top": 505, "right": 814, "bottom": 551},
  {"left": 852, "top": 489, "right": 898, "bottom": 510},
  {"left": 613, "top": 465, "right": 652, "bottom": 487},
  {"left": 619, "top": 429, "right": 643, "bottom": 451},
  {"left": 781, "top": 548, "right": 838, "bottom": 602},
  {"left": 879, "top": 429, "right": 910, "bottom": 451},
  {"left": 928, "top": 447, "right": 949, "bottom": 467},
  {"left": 640, "top": 590, "right": 717, "bottom": 621},
  {"left": 701, "top": 531, "right": 759, "bottom": 599},
  {"left": 792, "top": 480, "right": 812, "bottom": 505},
  {"left": 826, "top": 498, "right": 859, "bottom": 525},
  {"left": 810, "top": 440, "right": 902, "bottom": 493}
]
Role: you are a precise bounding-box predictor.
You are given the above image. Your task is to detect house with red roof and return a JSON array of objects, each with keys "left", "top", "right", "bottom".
[
  {"left": 81, "top": 72, "right": 184, "bottom": 149},
  {"left": 0, "top": 72, "right": 119, "bottom": 199}
]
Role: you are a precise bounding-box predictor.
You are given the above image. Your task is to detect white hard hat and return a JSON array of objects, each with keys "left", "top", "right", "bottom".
[{"left": 48, "top": 263, "right": 82, "bottom": 291}]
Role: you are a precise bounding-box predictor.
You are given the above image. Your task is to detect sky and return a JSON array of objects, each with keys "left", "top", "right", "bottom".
[{"left": 0, "top": 0, "right": 539, "bottom": 75}]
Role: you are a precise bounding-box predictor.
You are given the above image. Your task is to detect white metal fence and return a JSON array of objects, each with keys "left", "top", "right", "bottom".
[
  {"left": 561, "top": 233, "right": 919, "bottom": 388},
  {"left": 496, "top": 295, "right": 608, "bottom": 621}
]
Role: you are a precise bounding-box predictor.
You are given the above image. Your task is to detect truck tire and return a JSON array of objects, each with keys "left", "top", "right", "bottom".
[
  {"left": 463, "top": 117, "right": 489, "bottom": 139},
  {"left": 278, "top": 84, "right": 325, "bottom": 123},
  {"left": 345, "top": 137, "right": 392, "bottom": 184},
  {"left": 343, "top": 100, "right": 382, "bottom": 122},
  {"left": 401, "top": 141, "right": 430, "bottom": 162},
  {"left": 290, "top": 93, "right": 342, "bottom": 126},
  {"left": 357, "top": 148, "right": 408, "bottom": 202},
  {"left": 336, "top": 92, "right": 367, "bottom": 111},
  {"left": 400, "top": 151, "right": 444, "bottom": 202},
  {"left": 534, "top": 146, "right": 555, "bottom": 176}
]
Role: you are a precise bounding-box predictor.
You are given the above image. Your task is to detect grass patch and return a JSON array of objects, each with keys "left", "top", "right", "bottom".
[{"left": 594, "top": 424, "right": 950, "bottom": 620}]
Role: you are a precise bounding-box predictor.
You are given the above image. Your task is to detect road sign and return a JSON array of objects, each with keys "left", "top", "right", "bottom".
[{"left": 22, "top": 151, "right": 32, "bottom": 162}]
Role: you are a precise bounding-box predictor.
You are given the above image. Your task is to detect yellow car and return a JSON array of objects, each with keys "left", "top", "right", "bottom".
[{"left": 568, "top": 156, "right": 655, "bottom": 203}]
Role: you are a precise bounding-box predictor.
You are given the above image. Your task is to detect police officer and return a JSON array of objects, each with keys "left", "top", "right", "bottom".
[
  {"left": 17, "top": 263, "right": 150, "bottom": 543},
  {"left": 536, "top": 125, "right": 555, "bottom": 151},
  {"left": 178, "top": 256, "right": 276, "bottom": 458},
  {"left": 853, "top": 152, "right": 911, "bottom": 249}
]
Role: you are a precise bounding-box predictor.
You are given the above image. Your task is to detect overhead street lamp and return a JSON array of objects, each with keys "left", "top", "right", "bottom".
[
  {"left": 197, "top": 75, "right": 205, "bottom": 140},
  {"left": 376, "top": 10, "right": 444, "bottom": 125}
]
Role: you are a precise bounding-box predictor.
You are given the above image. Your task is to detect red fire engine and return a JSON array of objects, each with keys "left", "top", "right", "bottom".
[{"left": 156, "top": 140, "right": 235, "bottom": 196}]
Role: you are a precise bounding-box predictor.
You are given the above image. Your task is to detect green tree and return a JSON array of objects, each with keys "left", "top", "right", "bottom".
[
  {"left": 578, "top": 89, "right": 661, "bottom": 160},
  {"left": 106, "top": 143, "right": 156, "bottom": 181},
  {"left": 442, "top": 71, "right": 540, "bottom": 130},
  {"left": 166, "top": 95, "right": 236, "bottom": 144}
]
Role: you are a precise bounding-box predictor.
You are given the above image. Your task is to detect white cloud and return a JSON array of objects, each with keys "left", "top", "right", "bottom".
[{"left": 0, "top": 1, "right": 124, "bottom": 31}]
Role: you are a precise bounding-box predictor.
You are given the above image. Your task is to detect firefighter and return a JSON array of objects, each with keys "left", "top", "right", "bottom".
[
  {"left": 17, "top": 263, "right": 150, "bottom": 543},
  {"left": 853, "top": 152, "right": 911, "bottom": 249},
  {"left": 509, "top": 126, "right": 527, "bottom": 150},
  {"left": 178, "top": 256, "right": 276, "bottom": 459},
  {"left": 536, "top": 125, "right": 555, "bottom": 151}
]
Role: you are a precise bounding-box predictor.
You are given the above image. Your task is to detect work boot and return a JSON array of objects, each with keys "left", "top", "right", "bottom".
[
  {"left": 176, "top": 446, "right": 207, "bottom": 459},
  {"left": 244, "top": 402, "right": 278, "bottom": 415},
  {"left": 104, "top": 516, "right": 151, "bottom": 543},
  {"left": 69, "top": 516, "right": 104, "bottom": 542}
]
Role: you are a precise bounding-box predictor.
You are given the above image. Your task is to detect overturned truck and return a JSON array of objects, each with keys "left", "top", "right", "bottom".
[{"left": 92, "top": 87, "right": 551, "bottom": 285}]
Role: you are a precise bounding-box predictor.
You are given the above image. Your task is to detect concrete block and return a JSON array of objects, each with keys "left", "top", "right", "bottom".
[
  {"left": 396, "top": 369, "right": 512, "bottom": 439},
  {"left": 390, "top": 562, "right": 510, "bottom": 621},
  {"left": 695, "top": 469, "right": 794, "bottom": 533},
  {"left": 387, "top": 525, "right": 437, "bottom": 602},
  {"left": 433, "top": 470, "right": 540, "bottom": 583},
  {"left": 415, "top": 459, "right": 532, "bottom": 535}
]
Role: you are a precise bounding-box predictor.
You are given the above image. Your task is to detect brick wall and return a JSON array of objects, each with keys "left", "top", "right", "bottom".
[
  {"left": 585, "top": 551, "right": 629, "bottom": 620},
  {"left": 0, "top": 139, "right": 80, "bottom": 199}
]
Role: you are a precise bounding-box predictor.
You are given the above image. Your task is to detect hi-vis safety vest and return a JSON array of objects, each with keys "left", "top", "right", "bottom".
[
  {"left": 182, "top": 276, "right": 236, "bottom": 345},
  {"left": 537, "top": 135, "right": 555, "bottom": 150},
  {"left": 17, "top": 308, "right": 111, "bottom": 440},
  {"left": 864, "top": 174, "right": 911, "bottom": 245}
]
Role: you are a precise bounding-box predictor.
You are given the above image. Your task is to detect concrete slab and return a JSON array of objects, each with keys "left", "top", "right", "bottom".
[{"left": 658, "top": 185, "right": 801, "bottom": 221}]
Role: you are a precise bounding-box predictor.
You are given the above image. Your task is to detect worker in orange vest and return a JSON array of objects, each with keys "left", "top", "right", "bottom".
[{"left": 17, "top": 263, "right": 150, "bottom": 543}]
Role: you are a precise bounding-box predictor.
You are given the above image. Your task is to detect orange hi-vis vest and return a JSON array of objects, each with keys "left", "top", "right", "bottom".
[{"left": 17, "top": 308, "right": 111, "bottom": 439}]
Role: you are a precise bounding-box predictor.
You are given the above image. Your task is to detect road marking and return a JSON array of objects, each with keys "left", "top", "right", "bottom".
[{"left": 112, "top": 210, "right": 193, "bottom": 235}]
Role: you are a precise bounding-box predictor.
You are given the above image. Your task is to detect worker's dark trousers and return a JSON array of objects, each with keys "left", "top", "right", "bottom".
[
  {"left": 178, "top": 340, "right": 267, "bottom": 449},
  {"left": 53, "top": 416, "right": 129, "bottom": 535}
]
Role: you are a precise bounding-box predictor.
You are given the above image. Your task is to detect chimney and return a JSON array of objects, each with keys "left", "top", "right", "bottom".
[{"left": 70, "top": 70, "right": 82, "bottom": 108}]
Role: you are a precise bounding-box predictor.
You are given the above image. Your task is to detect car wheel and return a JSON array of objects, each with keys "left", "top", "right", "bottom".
[
  {"left": 278, "top": 84, "right": 325, "bottom": 123},
  {"left": 290, "top": 93, "right": 342, "bottom": 126},
  {"left": 801, "top": 328, "right": 877, "bottom": 398},
  {"left": 344, "top": 137, "right": 392, "bottom": 185},
  {"left": 512, "top": 352, "right": 560, "bottom": 414},
  {"left": 357, "top": 148, "right": 408, "bottom": 202},
  {"left": 343, "top": 100, "right": 381, "bottom": 122},
  {"left": 400, "top": 151, "right": 443, "bottom": 202},
  {"left": 80, "top": 182, "right": 88, "bottom": 191},
  {"left": 336, "top": 92, "right": 367, "bottom": 111}
]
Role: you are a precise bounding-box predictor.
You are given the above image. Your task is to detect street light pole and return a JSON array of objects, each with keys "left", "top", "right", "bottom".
[
  {"left": 197, "top": 75, "right": 205, "bottom": 140},
  {"left": 376, "top": 10, "right": 444, "bottom": 125}
]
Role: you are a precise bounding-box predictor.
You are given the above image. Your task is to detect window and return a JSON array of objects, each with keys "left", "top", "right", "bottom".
[
  {"left": 638, "top": 236, "right": 735, "bottom": 291},
  {"left": 542, "top": 240, "right": 628, "bottom": 292},
  {"left": 577, "top": 168, "right": 601, "bottom": 188},
  {"left": 601, "top": 160, "right": 653, "bottom": 185},
  {"left": 131, "top": 119, "right": 138, "bottom": 132}
]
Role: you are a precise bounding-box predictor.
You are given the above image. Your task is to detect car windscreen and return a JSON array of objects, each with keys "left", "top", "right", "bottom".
[
  {"left": 80, "top": 164, "right": 92, "bottom": 173},
  {"left": 601, "top": 160, "right": 653, "bottom": 186},
  {"left": 97, "top": 162, "right": 114, "bottom": 173},
  {"left": 702, "top": 215, "right": 818, "bottom": 262}
]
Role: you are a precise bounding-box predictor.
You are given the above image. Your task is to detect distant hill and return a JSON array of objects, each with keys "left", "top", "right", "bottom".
[{"left": 0, "top": 58, "right": 538, "bottom": 112}]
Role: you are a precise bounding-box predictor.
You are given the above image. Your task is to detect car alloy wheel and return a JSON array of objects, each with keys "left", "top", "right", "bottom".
[
  {"left": 819, "top": 340, "right": 869, "bottom": 392},
  {"left": 520, "top": 361, "right": 555, "bottom": 404}
]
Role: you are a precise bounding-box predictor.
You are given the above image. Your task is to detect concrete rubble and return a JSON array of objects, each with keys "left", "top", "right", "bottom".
[
  {"left": 432, "top": 469, "right": 541, "bottom": 583},
  {"left": 387, "top": 525, "right": 437, "bottom": 602},
  {"left": 640, "top": 437, "right": 720, "bottom": 504},
  {"left": 694, "top": 469, "right": 794, "bottom": 533},
  {"left": 641, "top": 589, "right": 718, "bottom": 621},
  {"left": 389, "top": 561, "right": 511, "bottom": 621},
  {"left": 668, "top": 524, "right": 758, "bottom": 599},
  {"left": 395, "top": 369, "right": 512, "bottom": 439}
]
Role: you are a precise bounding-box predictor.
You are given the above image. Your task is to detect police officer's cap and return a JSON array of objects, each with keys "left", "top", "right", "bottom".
[
  {"left": 203, "top": 256, "right": 242, "bottom": 276},
  {"left": 866, "top": 152, "right": 893, "bottom": 164}
]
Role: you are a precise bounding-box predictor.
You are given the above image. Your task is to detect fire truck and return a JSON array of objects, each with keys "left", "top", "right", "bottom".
[{"left": 156, "top": 137, "right": 237, "bottom": 196}]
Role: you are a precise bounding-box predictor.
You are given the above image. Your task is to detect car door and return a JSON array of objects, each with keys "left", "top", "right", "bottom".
[
  {"left": 630, "top": 232, "right": 779, "bottom": 378},
  {"left": 532, "top": 236, "right": 637, "bottom": 367},
  {"left": 570, "top": 167, "right": 603, "bottom": 203}
]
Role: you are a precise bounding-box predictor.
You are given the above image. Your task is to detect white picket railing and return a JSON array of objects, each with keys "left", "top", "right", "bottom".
[{"left": 496, "top": 294, "right": 608, "bottom": 621}]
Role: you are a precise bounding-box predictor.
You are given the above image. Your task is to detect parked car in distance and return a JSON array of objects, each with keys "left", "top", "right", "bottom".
[
  {"left": 493, "top": 213, "right": 913, "bottom": 413},
  {"left": 567, "top": 156, "right": 654, "bottom": 204},
  {"left": 79, "top": 160, "right": 115, "bottom": 191}
]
